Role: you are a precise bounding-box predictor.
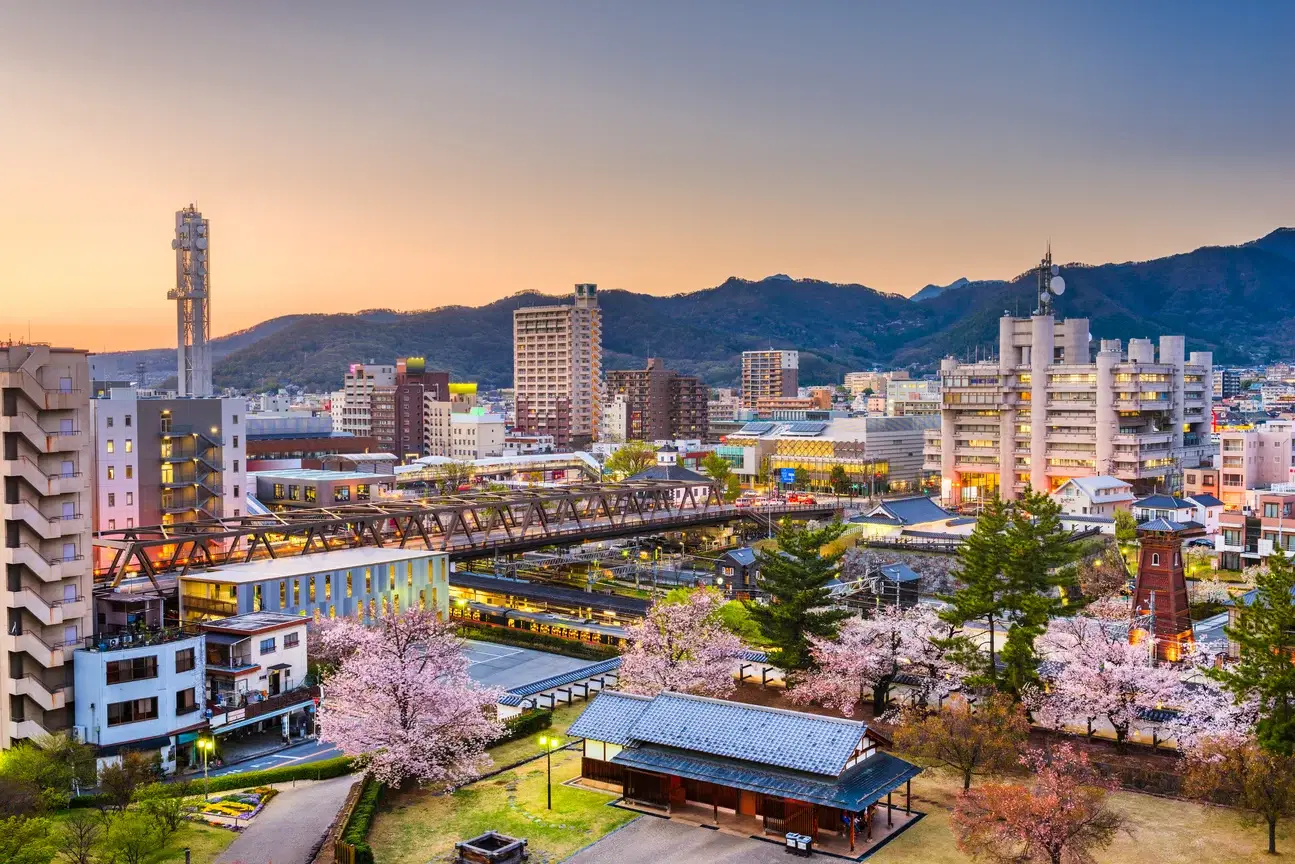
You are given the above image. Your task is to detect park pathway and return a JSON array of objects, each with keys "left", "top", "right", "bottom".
[{"left": 216, "top": 774, "right": 359, "bottom": 864}]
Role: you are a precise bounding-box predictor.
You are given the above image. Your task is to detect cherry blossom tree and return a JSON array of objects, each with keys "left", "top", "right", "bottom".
[
  {"left": 1036, "top": 616, "right": 1183, "bottom": 749},
  {"left": 894, "top": 693, "right": 1030, "bottom": 790},
  {"left": 951, "top": 743, "right": 1124, "bottom": 864},
  {"left": 618, "top": 587, "right": 743, "bottom": 697},
  {"left": 317, "top": 608, "right": 502, "bottom": 788},
  {"left": 789, "top": 605, "right": 963, "bottom": 717}
]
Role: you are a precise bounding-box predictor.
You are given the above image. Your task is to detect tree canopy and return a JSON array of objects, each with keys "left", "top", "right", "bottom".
[
  {"left": 604, "top": 441, "right": 658, "bottom": 478},
  {"left": 746, "top": 521, "right": 850, "bottom": 673}
]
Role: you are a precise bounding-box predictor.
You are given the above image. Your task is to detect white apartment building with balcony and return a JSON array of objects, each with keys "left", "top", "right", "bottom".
[
  {"left": 513, "top": 284, "right": 602, "bottom": 448},
  {"left": 336, "top": 363, "right": 396, "bottom": 437},
  {"left": 923, "top": 315, "right": 1212, "bottom": 505},
  {"left": 1, "top": 344, "right": 93, "bottom": 748}
]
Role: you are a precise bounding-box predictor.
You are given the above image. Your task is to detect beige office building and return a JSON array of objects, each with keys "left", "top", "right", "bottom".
[
  {"left": 1, "top": 345, "right": 93, "bottom": 747},
  {"left": 741, "top": 350, "right": 798, "bottom": 410},
  {"left": 336, "top": 363, "right": 396, "bottom": 438},
  {"left": 923, "top": 315, "right": 1212, "bottom": 505},
  {"left": 513, "top": 284, "right": 602, "bottom": 448}
]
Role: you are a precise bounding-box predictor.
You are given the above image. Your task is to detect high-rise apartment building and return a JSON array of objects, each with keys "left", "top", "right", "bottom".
[
  {"left": 91, "top": 390, "right": 247, "bottom": 531},
  {"left": 390, "top": 358, "right": 450, "bottom": 461},
  {"left": 923, "top": 315, "right": 1212, "bottom": 505},
  {"left": 1218, "top": 421, "right": 1295, "bottom": 509},
  {"left": 1215, "top": 368, "right": 1242, "bottom": 399},
  {"left": 604, "top": 358, "right": 709, "bottom": 442},
  {"left": 513, "top": 284, "right": 602, "bottom": 448},
  {"left": 1, "top": 344, "right": 93, "bottom": 747},
  {"left": 740, "top": 350, "right": 798, "bottom": 410},
  {"left": 337, "top": 363, "right": 395, "bottom": 439}
]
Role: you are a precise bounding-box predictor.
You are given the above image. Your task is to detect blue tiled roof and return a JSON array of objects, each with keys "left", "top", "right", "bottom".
[
  {"left": 566, "top": 691, "right": 653, "bottom": 745},
  {"left": 1138, "top": 518, "right": 1192, "bottom": 533},
  {"left": 1135, "top": 494, "right": 1193, "bottom": 510},
  {"left": 736, "top": 649, "right": 771, "bottom": 663},
  {"left": 623, "top": 692, "right": 868, "bottom": 776},
  {"left": 878, "top": 563, "right": 920, "bottom": 583},
  {"left": 627, "top": 465, "right": 711, "bottom": 482},
  {"left": 612, "top": 746, "right": 920, "bottom": 810},
  {"left": 506, "top": 658, "right": 622, "bottom": 698},
  {"left": 871, "top": 496, "right": 951, "bottom": 526},
  {"left": 1189, "top": 493, "right": 1224, "bottom": 508},
  {"left": 724, "top": 547, "right": 757, "bottom": 567}
]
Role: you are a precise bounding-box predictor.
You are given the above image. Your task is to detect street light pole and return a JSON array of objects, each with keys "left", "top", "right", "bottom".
[
  {"left": 198, "top": 737, "right": 214, "bottom": 801},
  {"left": 538, "top": 735, "right": 561, "bottom": 809}
]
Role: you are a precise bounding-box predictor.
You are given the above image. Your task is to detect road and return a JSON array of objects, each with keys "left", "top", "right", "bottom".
[
  {"left": 215, "top": 774, "right": 359, "bottom": 864},
  {"left": 202, "top": 737, "right": 343, "bottom": 778}
]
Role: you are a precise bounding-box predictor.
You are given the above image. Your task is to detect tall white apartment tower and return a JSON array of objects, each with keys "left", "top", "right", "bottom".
[
  {"left": 1, "top": 344, "right": 93, "bottom": 747},
  {"left": 169, "top": 206, "right": 212, "bottom": 397},
  {"left": 513, "top": 284, "right": 603, "bottom": 449},
  {"left": 922, "top": 257, "right": 1212, "bottom": 505}
]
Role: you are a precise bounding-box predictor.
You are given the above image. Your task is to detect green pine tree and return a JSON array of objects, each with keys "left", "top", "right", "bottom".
[
  {"left": 1210, "top": 552, "right": 1295, "bottom": 755},
  {"left": 940, "top": 488, "right": 1078, "bottom": 698},
  {"left": 939, "top": 496, "right": 1010, "bottom": 690},
  {"left": 997, "top": 487, "right": 1075, "bottom": 696},
  {"left": 746, "top": 521, "right": 850, "bottom": 674},
  {"left": 828, "top": 464, "right": 850, "bottom": 494}
]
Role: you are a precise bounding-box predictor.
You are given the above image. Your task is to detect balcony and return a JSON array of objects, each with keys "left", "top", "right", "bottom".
[
  {"left": 2, "top": 500, "right": 86, "bottom": 540},
  {"left": 4, "top": 587, "right": 86, "bottom": 627},
  {"left": 10, "top": 627, "right": 71, "bottom": 668},
  {"left": 82, "top": 623, "right": 203, "bottom": 653},
  {"left": 1, "top": 544, "right": 85, "bottom": 583},
  {"left": 0, "top": 411, "right": 85, "bottom": 454},
  {"left": 0, "top": 370, "right": 82, "bottom": 412},
  {"left": 11, "top": 674, "right": 70, "bottom": 712}
]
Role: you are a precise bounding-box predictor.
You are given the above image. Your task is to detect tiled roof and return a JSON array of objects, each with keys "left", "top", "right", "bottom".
[
  {"left": 724, "top": 547, "right": 757, "bottom": 567},
  {"left": 566, "top": 691, "right": 653, "bottom": 746},
  {"left": 1138, "top": 518, "right": 1192, "bottom": 533},
  {"left": 627, "top": 465, "right": 711, "bottom": 483},
  {"left": 624, "top": 692, "right": 867, "bottom": 776},
  {"left": 878, "top": 563, "right": 920, "bottom": 583},
  {"left": 612, "top": 746, "right": 920, "bottom": 810},
  {"left": 1135, "top": 494, "right": 1193, "bottom": 511},
  {"left": 506, "top": 658, "right": 622, "bottom": 699},
  {"left": 871, "top": 496, "right": 951, "bottom": 526},
  {"left": 1189, "top": 493, "right": 1224, "bottom": 508}
]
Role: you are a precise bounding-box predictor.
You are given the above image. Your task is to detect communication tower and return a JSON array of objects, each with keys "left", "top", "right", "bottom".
[
  {"left": 169, "top": 206, "right": 212, "bottom": 396},
  {"left": 1034, "top": 244, "right": 1066, "bottom": 316}
]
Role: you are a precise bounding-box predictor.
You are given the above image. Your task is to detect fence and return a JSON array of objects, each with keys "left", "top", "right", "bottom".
[{"left": 328, "top": 778, "right": 367, "bottom": 864}]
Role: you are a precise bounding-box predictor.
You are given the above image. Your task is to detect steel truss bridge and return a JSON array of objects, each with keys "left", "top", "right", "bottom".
[{"left": 94, "top": 480, "right": 837, "bottom": 587}]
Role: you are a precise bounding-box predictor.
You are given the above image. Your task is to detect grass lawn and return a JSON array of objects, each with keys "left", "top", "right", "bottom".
[
  {"left": 873, "top": 769, "right": 1292, "bottom": 864},
  {"left": 487, "top": 701, "right": 590, "bottom": 770},
  {"left": 369, "top": 747, "right": 636, "bottom": 864},
  {"left": 47, "top": 810, "right": 237, "bottom": 864}
]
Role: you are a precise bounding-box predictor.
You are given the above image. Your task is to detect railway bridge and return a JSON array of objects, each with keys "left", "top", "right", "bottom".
[{"left": 93, "top": 480, "right": 839, "bottom": 587}]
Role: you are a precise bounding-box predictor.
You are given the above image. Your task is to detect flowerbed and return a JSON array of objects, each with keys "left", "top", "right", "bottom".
[{"left": 186, "top": 787, "right": 278, "bottom": 824}]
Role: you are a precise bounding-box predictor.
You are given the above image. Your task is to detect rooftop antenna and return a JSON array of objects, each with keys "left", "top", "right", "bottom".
[{"left": 1035, "top": 242, "right": 1065, "bottom": 316}]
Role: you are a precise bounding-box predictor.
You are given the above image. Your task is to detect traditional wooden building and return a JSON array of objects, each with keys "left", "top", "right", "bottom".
[{"left": 569, "top": 691, "right": 922, "bottom": 853}]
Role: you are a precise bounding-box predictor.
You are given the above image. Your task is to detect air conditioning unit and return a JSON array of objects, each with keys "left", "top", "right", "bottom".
[{"left": 70, "top": 726, "right": 87, "bottom": 743}]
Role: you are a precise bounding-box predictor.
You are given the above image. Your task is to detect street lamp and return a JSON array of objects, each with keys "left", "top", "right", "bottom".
[
  {"left": 197, "top": 737, "right": 215, "bottom": 801},
  {"left": 538, "top": 734, "right": 562, "bottom": 810}
]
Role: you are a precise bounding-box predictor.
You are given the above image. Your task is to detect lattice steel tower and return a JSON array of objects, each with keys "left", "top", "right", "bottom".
[{"left": 169, "top": 206, "right": 212, "bottom": 396}]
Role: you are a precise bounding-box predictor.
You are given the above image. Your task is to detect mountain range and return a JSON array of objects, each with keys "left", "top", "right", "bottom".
[{"left": 90, "top": 228, "right": 1295, "bottom": 392}]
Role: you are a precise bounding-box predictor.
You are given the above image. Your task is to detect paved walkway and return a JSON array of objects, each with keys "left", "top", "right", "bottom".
[
  {"left": 216, "top": 774, "right": 359, "bottom": 864},
  {"left": 567, "top": 817, "right": 800, "bottom": 864}
]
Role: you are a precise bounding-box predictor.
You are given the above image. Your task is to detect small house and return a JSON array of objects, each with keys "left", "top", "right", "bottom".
[{"left": 715, "top": 547, "right": 759, "bottom": 593}]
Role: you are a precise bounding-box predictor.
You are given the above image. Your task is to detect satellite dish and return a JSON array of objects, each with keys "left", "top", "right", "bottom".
[
  {"left": 1050, "top": 276, "right": 1066, "bottom": 295},
  {"left": 196, "top": 238, "right": 208, "bottom": 250},
  {"left": 1051, "top": 264, "right": 1060, "bottom": 276}
]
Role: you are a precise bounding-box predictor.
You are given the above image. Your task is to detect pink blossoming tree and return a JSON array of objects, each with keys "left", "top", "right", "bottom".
[
  {"left": 316, "top": 608, "right": 502, "bottom": 788},
  {"left": 618, "top": 587, "right": 743, "bottom": 697},
  {"left": 1036, "top": 615, "right": 1183, "bottom": 750},
  {"left": 789, "top": 605, "right": 963, "bottom": 718}
]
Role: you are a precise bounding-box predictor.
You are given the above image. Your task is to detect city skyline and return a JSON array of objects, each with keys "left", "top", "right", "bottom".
[{"left": 2, "top": 2, "right": 1292, "bottom": 352}]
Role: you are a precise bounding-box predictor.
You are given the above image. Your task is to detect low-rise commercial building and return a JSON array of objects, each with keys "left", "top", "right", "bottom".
[
  {"left": 886, "top": 380, "right": 941, "bottom": 416},
  {"left": 202, "top": 613, "right": 313, "bottom": 745},
  {"left": 1217, "top": 491, "right": 1295, "bottom": 570},
  {"left": 178, "top": 547, "right": 450, "bottom": 624},
  {"left": 252, "top": 468, "right": 393, "bottom": 508},
  {"left": 73, "top": 625, "right": 207, "bottom": 774},
  {"left": 450, "top": 410, "right": 506, "bottom": 459}
]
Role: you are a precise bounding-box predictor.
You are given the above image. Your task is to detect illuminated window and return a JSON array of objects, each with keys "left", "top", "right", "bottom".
[
  {"left": 280, "top": 581, "right": 287, "bottom": 606},
  {"left": 106, "top": 440, "right": 115, "bottom": 454},
  {"left": 365, "top": 568, "right": 372, "bottom": 593},
  {"left": 346, "top": 573, "right": 352, "bottom": 598},
  {"left": 254, "top": 585, "right": 263, "bottom": 611},
  {"left": 124, "top": 439, "right": 133, "bottom": 454},
  {"left": 407, "top": 562, "right": 413, "bottom": 587},
  {"left": 309, "top": 577, "right": 317, "bottom": 603}
]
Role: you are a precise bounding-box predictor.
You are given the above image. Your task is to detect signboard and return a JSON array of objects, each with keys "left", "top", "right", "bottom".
[{"left": 779, "top": 468, "right": 797, "bottom": 484}]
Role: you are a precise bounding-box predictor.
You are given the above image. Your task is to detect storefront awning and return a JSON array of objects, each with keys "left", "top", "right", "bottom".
[
  {"left": 213, "top": 699, "right": 314, "bottom": 735},
  {"left": 267, "top": 663, "right": 292, "bottom": 671}
]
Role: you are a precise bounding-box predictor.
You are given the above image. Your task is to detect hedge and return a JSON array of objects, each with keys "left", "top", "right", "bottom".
[
  {"left": 341, "top": 776, "right": 383, "bottom": 864},
  {"left": 457, "top": 624, "right": 619, "bottom": 660},
  {"left": 497, "top": 708, "right": 553, "bottom": 744},
  {"left": 69, "top": 755, "right": 355, "bottom": 808}
]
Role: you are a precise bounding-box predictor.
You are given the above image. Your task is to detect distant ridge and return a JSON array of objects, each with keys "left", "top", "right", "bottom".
[{"left": 90, "top": 230, "right": 1295, "bottom": 391}]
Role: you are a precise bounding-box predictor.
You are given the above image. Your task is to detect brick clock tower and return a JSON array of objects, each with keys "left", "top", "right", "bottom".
[{"left": 1131, "top": 520, "right": 1194, "bottom": 662}]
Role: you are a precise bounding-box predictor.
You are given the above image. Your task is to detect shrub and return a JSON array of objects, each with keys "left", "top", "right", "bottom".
[
  {"left": 68, "top": 755, "right": 354, "bottom": 808},
  {"left": 341, "top": 777, "right": 383, "bottom": 864},
  {"left": 497, "top": 709, "right": 553, "bottom": 744},
  {"left": 456, "top": 624, "right": 618, "bottom": 660}
]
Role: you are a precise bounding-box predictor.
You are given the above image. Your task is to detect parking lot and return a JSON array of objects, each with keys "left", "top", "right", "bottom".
[{"left": 463, "top": 639, "right": 596, "bottom": 692}]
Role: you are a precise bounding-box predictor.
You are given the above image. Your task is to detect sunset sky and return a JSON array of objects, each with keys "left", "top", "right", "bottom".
[{"left": 1, "top": 2, "right": 1291, "bottom": 352}]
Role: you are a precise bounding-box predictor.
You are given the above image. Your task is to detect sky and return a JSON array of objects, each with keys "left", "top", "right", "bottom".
[{"left": 1, "top": 1, "right": 1292, "bottom": 352}]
